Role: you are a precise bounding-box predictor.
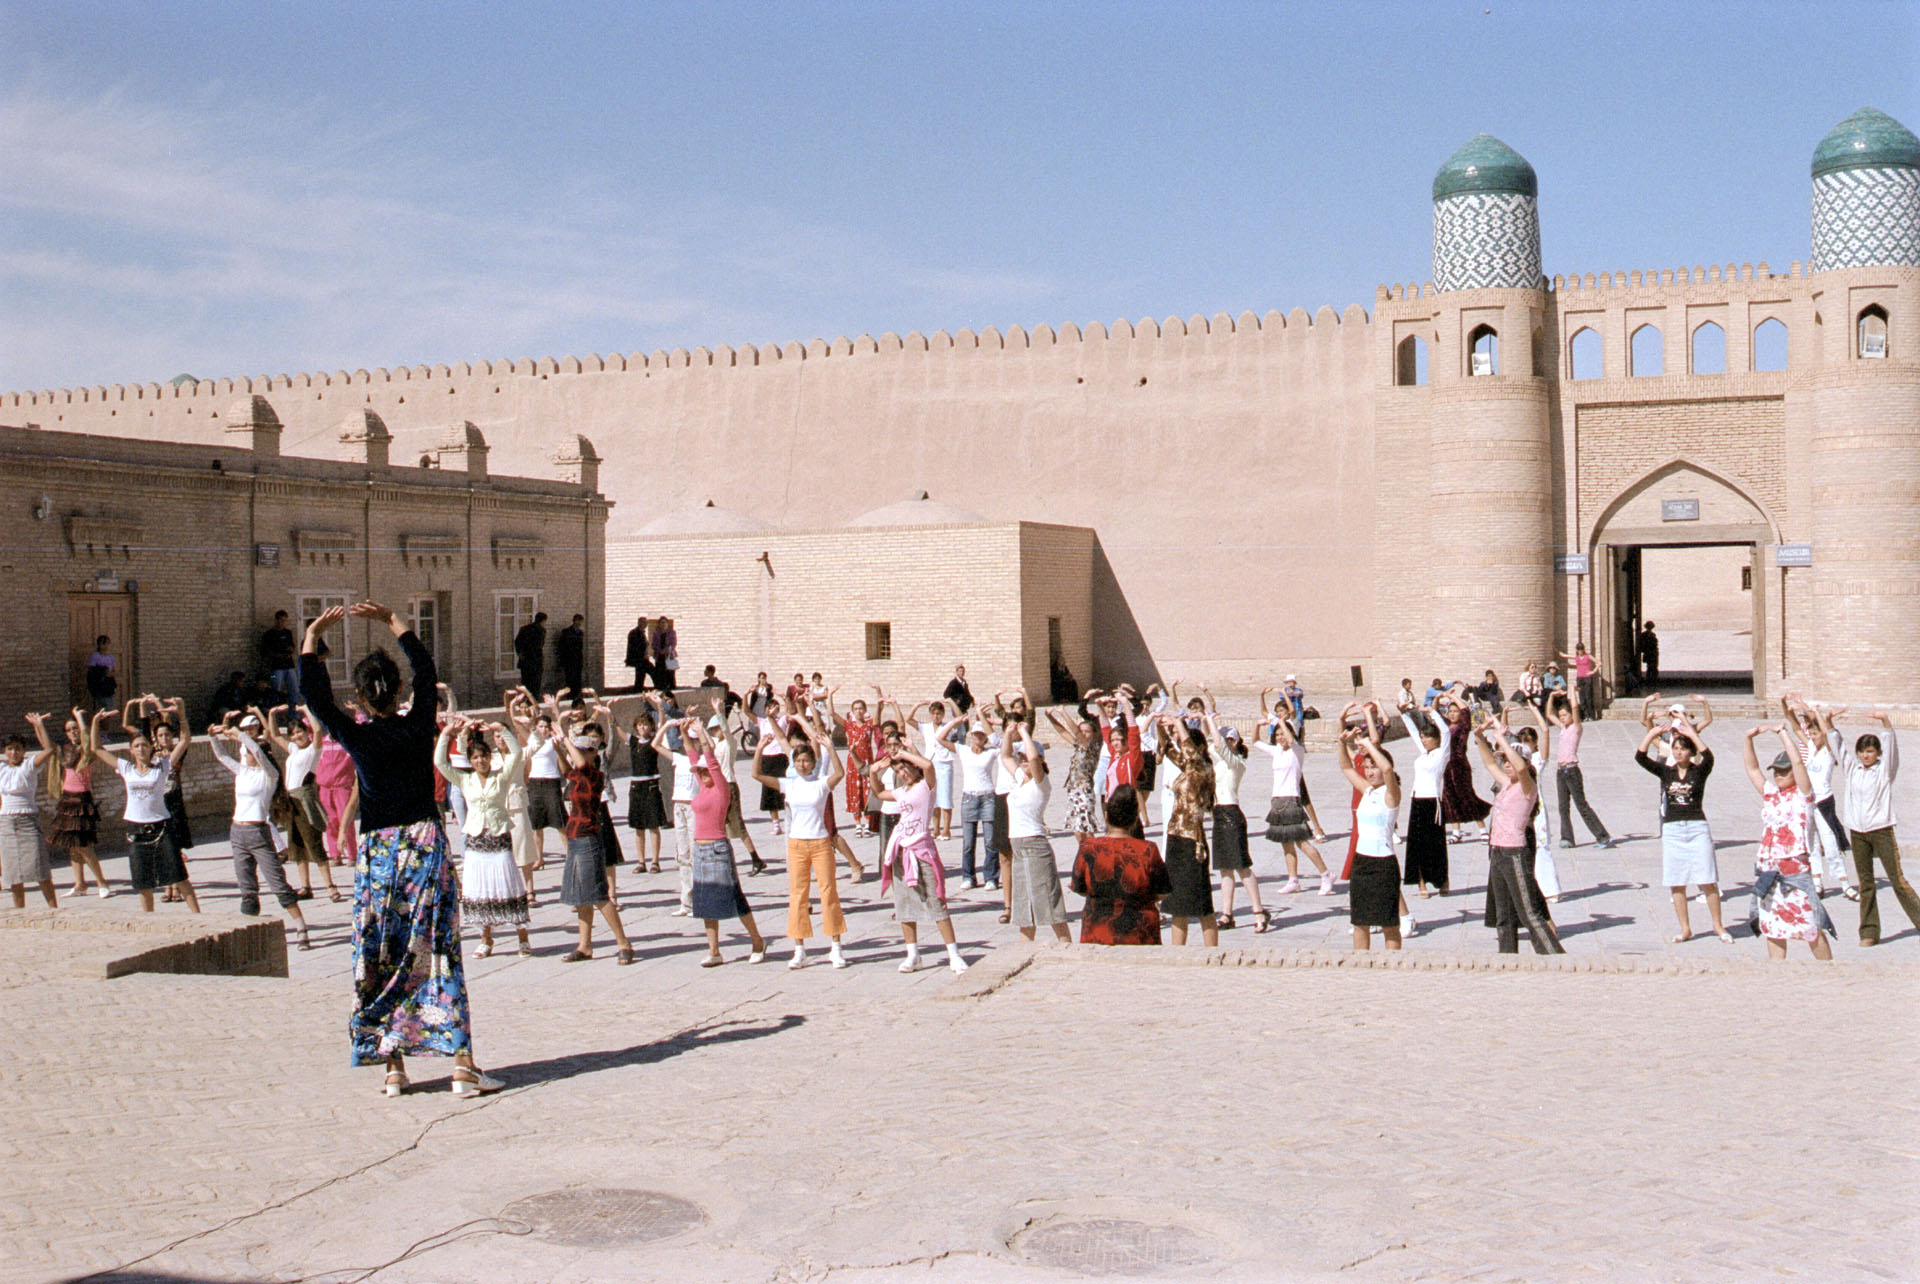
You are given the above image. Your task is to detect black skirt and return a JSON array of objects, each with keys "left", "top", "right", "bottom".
[
  {"left": 1210, "top": 805, "right": 1251, "bottom": 872},
  {"left": 1163, "top": 833, "right": 1215, "bottom": 918},
  {"left": 163, "top": 784, "right": 194, "bottom": 850},
  {"left": 127, "top": 821, "right": 188, "bottom": 891},
  {"left": 1138, "top": 750, "right": 1158, "bottom": 793},
  {"left": 1402, "top": 797, "right": 1449, "bottom": 889},
  {"left": 627, "top": 777, "right": 666, "bottom": 830},
  {"left": 759, "top": 754, "right": 788, "bottom": 811},
  {"left": 1349, "top": 853, "right": 1400, "bottom": 927},
  {"left": 596, "top": 801, "right": 625, "bottom": 866},
  {"left": 1265, "top": 796, "right": 1311, "bottom": 844},
  {"left": 525, "top": 777, "right": 567, "bottom": 832}
]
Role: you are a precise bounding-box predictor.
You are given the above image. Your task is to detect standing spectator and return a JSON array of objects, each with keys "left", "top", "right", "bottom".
[
  {"left": 650, "top": 615, "right": 678, "bottom": 691},
  {"left": 514, "top": 612, "right": 547, "bottom": 697},
  {"left": 261, "top": 610, "right": 299, "bottom": 703},
  {"left": 943, "top": 664, "right": 975, "bottom": 715},
  {"left": 1637, "top": 622, "right": 1661, "bottom": 688},
  {"left": 624, "top": 616, "right": 652, "bottom": 692},
  {"left": 1559, "top": 643, "right": 1599, "bottom": 719},
  {"left": 556, "top": 614, "right": 587, "bottom": 703},
  {"left": 84, "top": 635, "right": 118, "bottom": 709}
]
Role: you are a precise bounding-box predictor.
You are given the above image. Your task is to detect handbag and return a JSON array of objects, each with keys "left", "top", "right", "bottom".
[{"left": 665, "top": 657, "right": 679, "bottom": 671}]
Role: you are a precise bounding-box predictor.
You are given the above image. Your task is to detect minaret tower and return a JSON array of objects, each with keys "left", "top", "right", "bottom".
[
  {"left": 1804, "top": 108, "right": 1920, "bottom": 703},
  {"left": 1422, "top": 135, "right": 1555, "bottom": 673}
]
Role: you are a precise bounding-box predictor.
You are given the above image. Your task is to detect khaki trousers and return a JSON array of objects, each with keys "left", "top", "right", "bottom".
[{"left": 1851, "top": 827, "right": 1920, "bottom": 943}]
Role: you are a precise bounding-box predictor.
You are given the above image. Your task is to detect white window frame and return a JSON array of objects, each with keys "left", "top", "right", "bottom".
[
  {"left": 408, "top": 593, "right": 446, "bottom": 673},
  {"left": 293, "top": 591, "right": 353, "bottom": 685},
  {"left": 495, "top": 591, "right": 539, "bottom": 680}
]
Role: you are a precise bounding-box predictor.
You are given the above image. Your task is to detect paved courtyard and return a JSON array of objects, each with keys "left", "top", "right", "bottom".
[{"left": 5, "top": 719, "right": 1917, "bottom": 1282}]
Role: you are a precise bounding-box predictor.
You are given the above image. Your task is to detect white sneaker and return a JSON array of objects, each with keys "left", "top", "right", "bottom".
[
  {"left": 948, "top": 953, "right": 969, "bottom": 974},
  {"left": 747, "top": 949, "right": 767, "bottom": 965},
  {"left": 670, "top": 905, "right": 692, "bottom": 917},
  {"left": 829, "top": 947, "right": 849, "bottom": 970},
  {"left": 788, "top": 949, "right": 807, "bottom": 970},
  {"left": 898, "top": 951, "right": 920, "bottom": 973},
  {"left": 1400, "top": 914, "right": 1416, "bottom": 937},
  {"left": 1280, "top": 877, "right": 1301, "bottom": 894},
  {"left": 1318, "top": 871, "right": 1335, "bottom": 896},
  {"left": 96, "top": 887, "right": 112, "bottom": 898}
]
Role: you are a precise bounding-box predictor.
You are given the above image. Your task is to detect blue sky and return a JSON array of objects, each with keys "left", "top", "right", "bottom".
[{"left": 2, "top": 0, "right": 1915, "bottom": 389}]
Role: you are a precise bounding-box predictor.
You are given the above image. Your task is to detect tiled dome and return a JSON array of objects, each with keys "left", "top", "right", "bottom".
[
  {"left": 1812, "top": 107, "right": 1920, "bottom": 178},
  {"left": 1432, "top": 135, "right": 1538, "bottom": 202}
]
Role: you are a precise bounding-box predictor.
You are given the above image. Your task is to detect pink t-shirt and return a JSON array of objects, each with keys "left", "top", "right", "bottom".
[
  {"left": 690, "top": 752, "right": 730, "bottom": 841},
  {"left": 1573, "top": 654, "right": 1596, "bottom": 679},
  {"left": 1489, "top": 778, "right": 1536, "bottom": 848},
  {"left": 1555, "top": 721, "right": 1582, "bottom": 766}
]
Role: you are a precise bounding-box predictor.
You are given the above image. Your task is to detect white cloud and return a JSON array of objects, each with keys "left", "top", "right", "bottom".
[{"left": 0, "top": 75, "right": 1059, "bottom": 390}]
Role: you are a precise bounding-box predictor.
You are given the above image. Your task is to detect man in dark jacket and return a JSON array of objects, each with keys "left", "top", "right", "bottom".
[
  {"left": 624, "top": 616, "right": 651, "bottom": 692},
  {"left": 943, "top": 664, "right": 974, "bottom": 714},
  {"left": 556, "top": 614, "right": 586, "bottom": 705},
  {"left": 514, "top": 612, "right": 547, "bottom": 696}
]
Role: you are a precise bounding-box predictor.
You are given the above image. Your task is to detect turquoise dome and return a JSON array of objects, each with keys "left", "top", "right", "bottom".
[
  {"left": 1432, "top": 134, "right": 1537, "bottom": 201},
  {"left": 1812, "top": 108, "right": 1920, "bottom": 177}
]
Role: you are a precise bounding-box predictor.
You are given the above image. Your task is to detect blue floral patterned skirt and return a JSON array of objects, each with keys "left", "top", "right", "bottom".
[{"left": 351, "top": 819, "right": 471, "bottom": 1066}]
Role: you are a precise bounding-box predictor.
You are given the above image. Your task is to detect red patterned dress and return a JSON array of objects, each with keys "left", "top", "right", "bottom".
[
  {"left": 1754, "top": 782, "right": 1818, "bottom": 942},
  {"left": 843, "top": 717, "right": 878, "bottom": 817}
]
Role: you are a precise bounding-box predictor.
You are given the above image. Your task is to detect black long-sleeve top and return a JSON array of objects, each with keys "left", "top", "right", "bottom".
[{"left": 300, "top": 631, "right": 440, "bottom": 831}]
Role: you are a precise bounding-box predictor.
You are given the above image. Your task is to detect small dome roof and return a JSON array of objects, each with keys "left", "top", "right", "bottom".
[
  {"left": 1812, "top": 107, "right": 1920, "bottom": 178},
  {"left": 1432, "top": 134, "right": 1538, "bottom": 201},
  {"left": 169, "top": 373, "right": 197, "bottom": 387},
  {"left": 639, "top": 500, "right": 771, "bottom": 536},
  {"left": 845, "top": 492, "right": 985, "bottom": 528}
]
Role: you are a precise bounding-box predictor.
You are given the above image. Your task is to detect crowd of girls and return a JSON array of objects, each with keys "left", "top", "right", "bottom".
[{"left": 10, "top": 611, "right": 1917, "bottom": 1096}]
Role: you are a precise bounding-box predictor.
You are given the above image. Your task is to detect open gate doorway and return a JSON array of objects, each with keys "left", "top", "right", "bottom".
[{"left": 1603, "top": 543, "right": 1760, "bottom": 699}]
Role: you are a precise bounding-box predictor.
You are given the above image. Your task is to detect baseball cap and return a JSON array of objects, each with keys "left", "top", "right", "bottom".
[{"left": 1769, "top": 752, "right": 1794, "bottom": 772}]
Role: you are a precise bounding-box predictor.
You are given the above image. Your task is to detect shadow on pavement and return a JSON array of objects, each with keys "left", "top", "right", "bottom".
[{"left": 492, "top": 1013, "right": 806, "bottom": 1088}]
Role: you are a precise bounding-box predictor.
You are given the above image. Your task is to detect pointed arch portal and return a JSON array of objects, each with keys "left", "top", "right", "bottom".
[{"left": 1584, "top": 460, "right": 1783, "bottom": 701}]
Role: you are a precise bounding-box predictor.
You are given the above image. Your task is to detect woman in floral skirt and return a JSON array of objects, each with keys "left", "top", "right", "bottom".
[
  {"left": 302, "top": 602, "right": 500, "bottom": 1098},
  {"left": 1741, "top": 724, "right": 1834, "bottom": 960}
]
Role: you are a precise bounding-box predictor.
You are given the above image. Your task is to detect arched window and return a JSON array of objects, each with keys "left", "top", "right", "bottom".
[
  {"left": 1858, "top": 305, "right": 1888, "bottom": 359},
  {"left": 1468, "top": 324, "right": 1498, "bottom": 376},
  {"left": 1691, "top": 321, "right": 1726, "bottom": 374},
  {"left": 1395, "top": 334, "right": 1428, "bottom": 386},
  {"left": 1630, "top": 324, "right": 1663, "bottom": 377},
  {"left": 1752, "top": 318, "right": 1788, "bottom": 371},
  {"left": 1569, "top": 327, "right": 1602, "bottom": 380}
]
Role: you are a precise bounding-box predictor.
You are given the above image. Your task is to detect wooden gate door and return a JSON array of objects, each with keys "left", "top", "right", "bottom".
[{"left": 68, "top": 594, "right": 134, "bottom": 710}]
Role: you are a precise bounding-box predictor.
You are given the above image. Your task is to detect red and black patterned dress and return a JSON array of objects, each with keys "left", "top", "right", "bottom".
[
  {"left": 843, "top": 717, "right": 879, "bottom": 817},
  {"left": 1070, "top": 834, "right": 1171, "bottom": 945}
]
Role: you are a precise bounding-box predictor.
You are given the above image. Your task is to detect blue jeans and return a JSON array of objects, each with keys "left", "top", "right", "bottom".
[
  {"left": 269, "top": 666, "right": 300, "bottom": 705},
  {"left": 959, "top": 792, "right": 997, "bottom": 882}
]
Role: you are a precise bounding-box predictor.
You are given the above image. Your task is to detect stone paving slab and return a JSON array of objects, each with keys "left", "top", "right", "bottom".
[{"left": 6, "top": 719, "right": 1917, "bottom": 1283}]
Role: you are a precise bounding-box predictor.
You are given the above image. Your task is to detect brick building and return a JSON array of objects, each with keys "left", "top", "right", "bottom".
[
  {"left": 0, "top": 403, "right": 608, "bottom": 725},
  {"left": 7, "top": 108, "right": 1917, "bottom": 708}
]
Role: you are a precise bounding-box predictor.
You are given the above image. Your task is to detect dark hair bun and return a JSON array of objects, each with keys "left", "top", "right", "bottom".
[{"left": 353, "top": 649, "right": 403, "bottom": 712}]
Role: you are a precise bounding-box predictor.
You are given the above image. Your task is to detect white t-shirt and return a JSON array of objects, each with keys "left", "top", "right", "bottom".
[
  {"left": 669, "top": 751, "right": 698, "bottom": 804},
  {"left": 117, "top": 758, "right": 173, "bottom": 825},
  {"left": 920, "top": 721, "right": 955, "bottom": 765},
  {"left": 784, "top": 775, "right": 832, "bottom": 840},
  {"left": 0, "top": 761, "right": 39, "bottom": 815},
  {"left": 213, "top": 737, "right": 279, "bottom": 825},
  {"left": 877, "top": 765, "right": 902, "bottom": 816},
  {"left": 284, "top": 741, "right": 320, "bottom": 791},
  {"left": 527, "top": 739, "right": 562, "bottom": 780},
  {"left": 956, "top": 745, "right": 996, "bottom": 795},
  {"left": 1210, "top": 743, "right": 1247, "bottom": 807},
  {"left": 1257, "top": 740, "right": 1304, "bottom": 800},
  {"left": 1008, "top": 773, "right": 1050, "bottom": 838}
]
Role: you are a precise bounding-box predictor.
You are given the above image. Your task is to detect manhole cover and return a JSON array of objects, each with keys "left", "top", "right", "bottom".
[
  {"left": 500, "top": 1188, "right": 707, "bottom": 1247},
  {"left": 1018, "top": 1218, "right": 1214, "bottom": 1275}
]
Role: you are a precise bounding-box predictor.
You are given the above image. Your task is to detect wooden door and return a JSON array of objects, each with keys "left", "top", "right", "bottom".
[{"left": 68, "top": 594, "right": 134, "bottom": 710}]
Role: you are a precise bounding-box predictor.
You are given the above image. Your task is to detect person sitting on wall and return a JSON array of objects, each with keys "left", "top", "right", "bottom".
[
  {"left": 698, "top": 665, "right": 740, "bottom": 716},
  {"left": 208, "top": 670, "right": 251, "bottom": 724}
]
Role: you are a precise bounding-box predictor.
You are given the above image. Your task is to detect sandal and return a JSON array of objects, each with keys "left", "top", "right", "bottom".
[
  {"left": 329, "top": 889, "right": 345, "bottom": 903},
  {"left": 450, "top": 1066, "right": 502, "bottom": 1098},
  {"left": 517, "top": 941, "right": 533, "bottom": 957},
  {"left": 1217, "top": 915, "right": 1236, "bottom": 931},
  {"left": 383, "top": 1068, "right": 408, "bottom": 1098},
  {"left": 1844, "top": 885, "right": 1860, "bottom": 902},
  {"left": 1670, "top": 932, "right": 1692, "bottom": 944},
  {"left": 1254, "top": 909, "right": 1273, "bottom": 934},
  {"left": 1715, "top": 930, "right": 1734, "bottom": 944},
  {"left": 700, "top": 955, "right": 725, "bottom": 968},
  {"left": 617, "top": 948, "right": 635, "bottom": 965},
  {"left": 561, "top": 949, "right": 592, "bottom": 962},
  {"left": 475, "top": 942, "right": 494, "bottom": 959},
  {"left": 997, "top": 911, "right": 1011, "bottom": 924}
]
